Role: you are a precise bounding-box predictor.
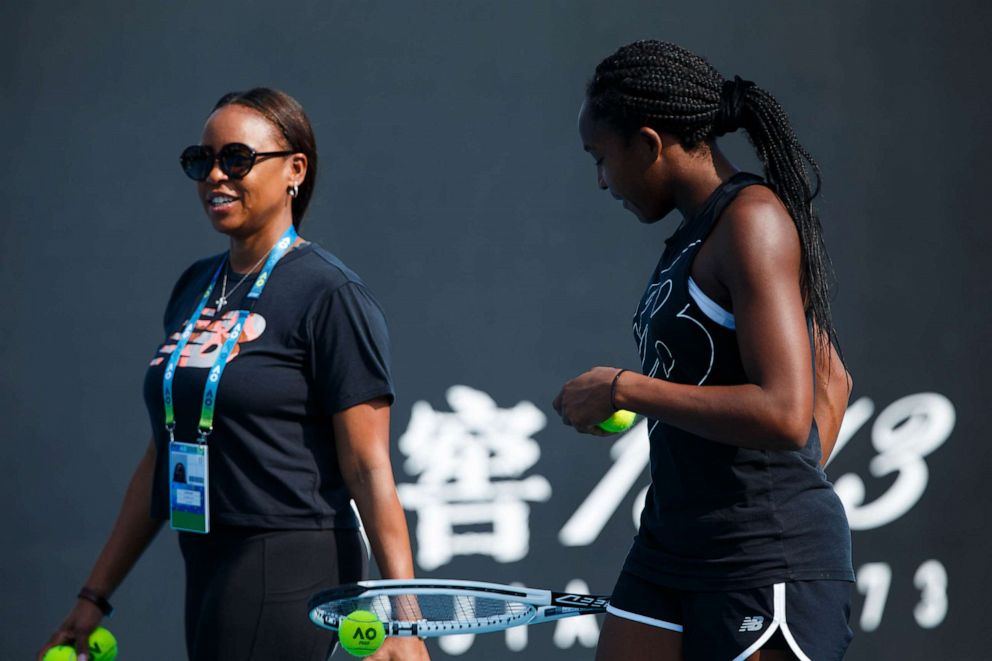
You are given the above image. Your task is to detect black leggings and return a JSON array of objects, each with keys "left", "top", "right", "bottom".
[{"left": 179, "top": 526, "right": 367, "bottom": 661}]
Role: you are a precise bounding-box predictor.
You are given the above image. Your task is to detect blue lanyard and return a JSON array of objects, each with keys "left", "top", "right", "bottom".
[{"left": 162, "top": 225, "right": 298, "bottom": 442}]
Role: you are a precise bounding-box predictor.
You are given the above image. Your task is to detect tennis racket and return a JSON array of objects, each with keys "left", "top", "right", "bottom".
[{"left": 308, "top": 578, "right": 609, "bottom": 638}]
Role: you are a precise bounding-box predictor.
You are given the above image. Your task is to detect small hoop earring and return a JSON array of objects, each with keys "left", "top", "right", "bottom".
[{"left": 288, "top": 183, "right": 299, "bottom": 198}]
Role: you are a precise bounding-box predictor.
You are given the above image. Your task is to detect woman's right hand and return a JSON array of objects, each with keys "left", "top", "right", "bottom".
[
  {"left": 37, "top": 598, "right": 104, "bottom": 660},
  {"left": 36, "top": 439, "right": 164, "bottom": 659}
]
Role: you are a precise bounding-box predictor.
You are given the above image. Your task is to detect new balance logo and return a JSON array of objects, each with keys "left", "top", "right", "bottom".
[{"left": 739, "top": 616, "right": 764, "bottom": 632}]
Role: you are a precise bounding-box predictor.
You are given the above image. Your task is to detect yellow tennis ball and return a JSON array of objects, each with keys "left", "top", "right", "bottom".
[
  {"left": 598, "top": 409, "right": 636, "bottom": 433},
  {"left": 339, "top": 609, "right": 385, "bottom": 657},
  {"left": 89, "top": 626, "right": 118, "bottom": 661},
  {"left": 42, "top": 646, "right": 76, "bottom": 661}
]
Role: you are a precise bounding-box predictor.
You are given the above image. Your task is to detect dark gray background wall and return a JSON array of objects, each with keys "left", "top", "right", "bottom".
[{"left": 4, "top": 1, "right": 990, "bottom": 659}]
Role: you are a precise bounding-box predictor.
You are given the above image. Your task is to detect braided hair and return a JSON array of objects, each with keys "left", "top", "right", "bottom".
[{"left": 586, "top": 40, "right": 835, "bottom": 348}]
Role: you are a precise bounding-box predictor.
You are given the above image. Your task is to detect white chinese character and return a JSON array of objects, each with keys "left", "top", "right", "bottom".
[
  {"left": 558, "top": 420, "right": 650, "bottom": 547},
  {"left": 397, "top": 385, "right": 552, "bottom": 570}
]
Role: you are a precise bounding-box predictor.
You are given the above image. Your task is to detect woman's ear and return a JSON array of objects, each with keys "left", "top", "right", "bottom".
[
  {"left": 290, "top": 153, "right": 308, "bottom": 183},
  {"left": 636, "top": 126, "right": 664, "bottom": 165}
]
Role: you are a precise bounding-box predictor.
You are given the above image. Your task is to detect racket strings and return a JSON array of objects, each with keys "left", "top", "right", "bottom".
[{"left": 320, "top": 593, "right": 533, "bottom": 631}]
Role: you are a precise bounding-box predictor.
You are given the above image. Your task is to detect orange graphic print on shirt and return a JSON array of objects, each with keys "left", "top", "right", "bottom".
[{"left": 150, "top": 306, "right": 266, "bottom": 368}]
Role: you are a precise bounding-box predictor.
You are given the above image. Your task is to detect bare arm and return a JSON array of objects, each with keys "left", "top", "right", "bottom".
[
  {"left": 334, "top": 398, "right": 416, "bottom": 579},
  {"left": 334, "top": 398, "right": 429, "bottom": 660},
  {"left": 554, "top": 190, "right": 815, "bottom": 450},
  {"left": 39, "top": 439, "right": 164, "bottom": 660}
]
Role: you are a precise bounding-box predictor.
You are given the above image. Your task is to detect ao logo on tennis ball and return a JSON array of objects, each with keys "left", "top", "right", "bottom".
[{"left": 339, "top": 610, "right": 385, "bottom": 657}]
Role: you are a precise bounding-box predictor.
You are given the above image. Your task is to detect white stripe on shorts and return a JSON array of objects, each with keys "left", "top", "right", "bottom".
[
  {"left": 731, "top": 583, "right": 813, "bottom": 661},
  {"left": 606, "top": 603, "right": 683, "bottom": 632}
]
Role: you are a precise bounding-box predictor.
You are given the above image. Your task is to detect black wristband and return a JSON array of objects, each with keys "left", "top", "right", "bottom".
[
  {"left": 78, "top": 587, "right": 114, "bottom": 618},
  {"left": 610, "top": 369, "right": 628, "bottom": 411}
]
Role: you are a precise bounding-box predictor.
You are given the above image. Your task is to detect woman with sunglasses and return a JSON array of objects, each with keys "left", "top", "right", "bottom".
[
  {"left": 553, "top": 41, "right": 855, "bottom": 660},
  {"left": 40, "top": 88, "right": 429, "bottom": 661}
]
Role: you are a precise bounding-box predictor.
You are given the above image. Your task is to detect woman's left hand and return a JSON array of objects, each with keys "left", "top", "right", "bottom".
[
  {"left": 553, "top": 366, "right": 621, "bottom": 434},
  {"left": 367, "top": 636, "right": 431, "bottom": 660}
]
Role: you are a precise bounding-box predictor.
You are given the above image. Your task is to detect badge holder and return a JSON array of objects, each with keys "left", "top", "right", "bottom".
[
  {"left": 169, "top": 426, "right": 210, "bottom": 534},
  {"left": 161, "top": 225, "right": 297, "bottom": 536}
]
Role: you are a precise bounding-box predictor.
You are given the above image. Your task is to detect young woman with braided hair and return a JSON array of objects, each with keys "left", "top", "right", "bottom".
[{"left": 553, "top": 41, "right": 854, "bottom": 660}]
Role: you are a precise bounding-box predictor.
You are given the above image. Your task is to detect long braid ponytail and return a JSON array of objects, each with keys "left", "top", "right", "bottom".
[{"left": 587, "top": 40, "right": 835, "bottom": 348}]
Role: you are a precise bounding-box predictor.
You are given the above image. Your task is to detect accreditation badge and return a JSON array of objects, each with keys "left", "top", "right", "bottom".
[{"left": 169, "top": 441, "right": 210, "bottom": 534}]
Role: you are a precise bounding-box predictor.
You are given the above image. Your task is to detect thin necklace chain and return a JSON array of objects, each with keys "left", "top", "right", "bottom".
[{"left": 215, "top": 249, "right": 273, "bottom": 314}]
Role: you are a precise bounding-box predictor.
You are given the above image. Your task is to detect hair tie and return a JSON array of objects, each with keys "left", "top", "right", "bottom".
[{"left": 714, "top": 75, "right": 755, "bottom": 136}]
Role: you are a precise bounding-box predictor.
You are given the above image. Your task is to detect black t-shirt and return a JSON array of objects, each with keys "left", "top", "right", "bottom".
[
  {"left": 144, "top": 242, "right": 394, "bottom": 529},
  {"left": 624, "top": 173, "right": 855, "bottom": 590}
]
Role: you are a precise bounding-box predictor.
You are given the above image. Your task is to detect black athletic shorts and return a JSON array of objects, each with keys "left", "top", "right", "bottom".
[
  {"left": 179, "top": 526, "right": 367, "bottom": 661},
  {"left": 607, "top": 570, "right": 853, "bottom": 660}
]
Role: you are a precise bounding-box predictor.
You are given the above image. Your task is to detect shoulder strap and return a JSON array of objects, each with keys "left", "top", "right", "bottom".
[{"left": 687, "top": 171, "right": 766, "bottom": 245}]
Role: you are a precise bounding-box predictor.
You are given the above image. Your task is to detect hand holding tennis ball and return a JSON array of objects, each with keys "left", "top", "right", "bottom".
[
  {"left": 553, "top": 366, "right": 638, "bottom": 433},
  {"left": 42, "top": 627, "right": 117, "bottom": 661},
  {"left": 598, "top": 409, "right": 636, "bottom": 433},
  {"left": 339, "top": 610, "right": 386, "bottom": 657}
]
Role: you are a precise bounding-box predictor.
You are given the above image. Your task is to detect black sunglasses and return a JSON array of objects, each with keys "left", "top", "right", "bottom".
[{"left": 180, "top": 143, "right": 296, "bottom": 181}]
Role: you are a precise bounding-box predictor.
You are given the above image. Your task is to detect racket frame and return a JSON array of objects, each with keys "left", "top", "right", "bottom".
[{"left": 308, "top": 578, "right": 609, "bottom": 638}]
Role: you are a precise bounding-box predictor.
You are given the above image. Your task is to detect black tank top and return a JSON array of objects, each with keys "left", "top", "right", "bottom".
[{"left": 623, "top": 172, "right": 854, "bottom": 590}]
